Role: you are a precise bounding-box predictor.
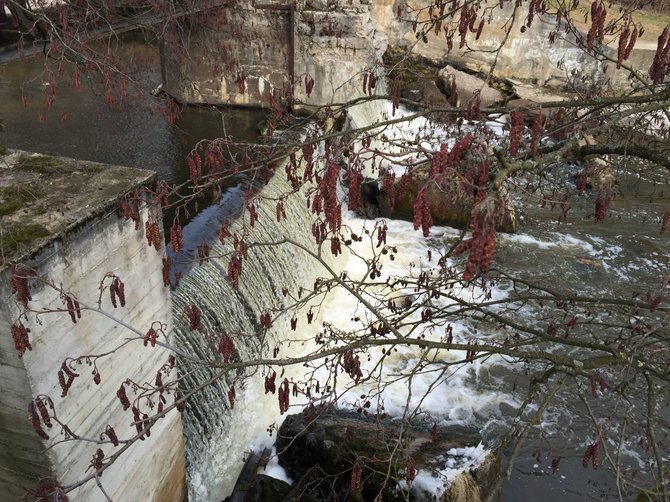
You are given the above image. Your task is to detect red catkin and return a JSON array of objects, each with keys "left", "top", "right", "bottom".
[
  {"left": 185, "top": 304, "right": 202, "bottom": 331},
  {"left": 278, "top": 378, "right": 290, "bottom": 414},
  {"left": 350, "top": 460, "right": 362, "bottom": 492},
  {"left": 10, "top": 265, "right": 32, "bottom": 308},
  {"left": 105, "top": 425, "right": 119, "bottom": 446},
  {"left": 509, "top": 111, "right": 525, "bottom": 157},
  {"left": 144, "top": 327, "right": 158, "bottom": 347},
  {"left": 265, "top": 371, "right": 277, "bottom": 394},
  {"left": 117, "top": 384, "right": 131, "bottom": 411},
  {"left": 660, "top": 208, "right": 670, "bottom": 234},
  {"left": 29, "top": 402, "right": 49, "bottom": 440},
  {"left": 162, "top": 258, "right": 172, "bottom": 287},
  {"left": 66, "top": 296, "right": 77, "bottom": 324},
  {"left": 170, "top": 223, "right": 184, "bottom": 252},
  {"left": 228, "top": 386, "right": 236, "bottom": 409},
  {"left": 218, "top": 333, "right": 235, "bottom": 363},
  {"left": 11, "top": 322, "right": 32, "bottom": 357},
  {"left": 145, "top": 219, "right": 162, "bottom": 250},
  {"left": 343, "top": 350, "right": 363, "bottom": 382},
  {"left": 36, "top": 399, "right": 52, "bottom": 428}
]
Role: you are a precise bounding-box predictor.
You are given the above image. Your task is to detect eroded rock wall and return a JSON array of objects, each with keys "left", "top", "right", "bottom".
[{"left": 373, "top": 0, "right": 655, "bottom": 91}]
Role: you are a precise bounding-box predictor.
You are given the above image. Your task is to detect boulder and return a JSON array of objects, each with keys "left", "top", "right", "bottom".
[
  {"left": 507, "top": 98, "right": 552, "bottom": 123},
  {"left": 438, "top": 66, "right": 504, "bottom": 108},
  {"left": 223, "top": 449, "right": 292, "bottom": 502},
  {"left": 400, "top": 79, "right": 450, "bottom": 108},
  {"left": 366, "top": 165, "right": 517, "bottom": 233},
  {"left": 273, "top": 408, "right": 498, "bottom": 502},
  {"left": 509, "top": 80, "right": 567, "bottom": 103},
  {"left": 223, "top": 474, "right": 292, "bottom": 502}
]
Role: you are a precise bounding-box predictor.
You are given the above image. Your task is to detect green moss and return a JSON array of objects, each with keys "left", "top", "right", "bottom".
[
  {"left": 16, "top": 155, "right": 63, "bottom": 174},
  {"left": 0, "top": 185, "right": 44, "bottom": 216},
  {"left": 0, "top": 199, "right": 23, "bottom": 216},
  {"left": 0, "top": 145, "right": 7, "bottom": 155},
  {"left": 1, "top": 224, "right": 51, "bottom": 254}
]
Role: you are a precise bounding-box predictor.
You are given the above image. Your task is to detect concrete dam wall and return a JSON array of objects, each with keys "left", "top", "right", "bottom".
[
  {"left": 160, "top": 0, "right": 658, "bottom": 110},
  {"left": 0, "top": 151, "right": 185, "bottom": 501}
]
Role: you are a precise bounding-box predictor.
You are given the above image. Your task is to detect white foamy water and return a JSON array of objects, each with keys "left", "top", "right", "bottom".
[
  {"left": 236, "top": 212, "right": 518, "bottom": 499},
  {"left": 230, "top": 103, "right": 519, "bottom": 498},
  {"left": 182, "top": 103, "right": 670, "bottom": 500},
  {"left": 401, "top": 443, "right": 489, "bottom": 498},
  {"left": 348, "top": 101, "right": 509, "bottom": 178},
  {"left": 317, "top": 214, "right": 517, "bottom": 421}
]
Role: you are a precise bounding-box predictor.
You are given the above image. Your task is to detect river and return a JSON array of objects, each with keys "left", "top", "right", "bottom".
[{"left": 1, "top": 37, "right": 668, "bottom": 502}]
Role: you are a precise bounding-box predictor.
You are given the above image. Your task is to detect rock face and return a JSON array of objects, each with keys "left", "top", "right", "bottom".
[
  {"left": 0, "top": 151, "right": 185, "bottom": 501},
  {"left": 294, "top": 1, "right": 388, "bottom": 106},
  {"left": 162, "top": 1, "right": 387, "bottom": 108},
  {"left": 161, "top": 0, "right": 658, "bottom": 108},
  {"left": 374, "top": 0, "right": 656, "bottom": 91},
  {"left": 438, "top": 65, "right": 504, "bottom": 108}
]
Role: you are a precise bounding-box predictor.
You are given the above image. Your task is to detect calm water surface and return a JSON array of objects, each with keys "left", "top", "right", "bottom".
[{"left": 0, "top": 38, "right": 267, "bottom": 184}]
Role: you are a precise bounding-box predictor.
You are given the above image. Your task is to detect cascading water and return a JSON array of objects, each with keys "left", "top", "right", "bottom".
[
  {"left": 171, "top": 152, "right": 347, "bottom": 500},
  {"left": 172, "top": 98, "right": 668, "bottom": 502},
  {"left": 170, "top": 101, "right": 515, "bottom": 501}
]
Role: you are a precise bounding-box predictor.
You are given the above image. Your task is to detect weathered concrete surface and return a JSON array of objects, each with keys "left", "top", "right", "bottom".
[
  {"left": 161, "top": 4, "right": 292, "bottom": 107},
  {"left": 293, "top": 1, "right": 388, "bottom": 106},
  {"left": 161, "top": 0, "right": 658, "bottom": 111},
  {"left": 0, "top": 150, "right": 185, "bottom": 501},
  {"left": 0, "top": 151, "right": 155, "bottom": 264},
  {"left": 161, "top": 1, "right": 387, "bottom": 108}
]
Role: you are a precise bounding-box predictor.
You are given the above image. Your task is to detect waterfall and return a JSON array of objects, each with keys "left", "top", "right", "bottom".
[
  {"left": 172, "top": 151, "right": 345, "bottom": 500},
  {"left": 170, "top": 99, "right": 416, "bottom": 501},
  {"left": 170, "top": 100, "right": 516, "bottom": 501}
]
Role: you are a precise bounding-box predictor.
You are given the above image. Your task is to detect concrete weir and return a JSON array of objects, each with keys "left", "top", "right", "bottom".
[{"left": 0, "top": 151, "right": 185, "bottom": 501}]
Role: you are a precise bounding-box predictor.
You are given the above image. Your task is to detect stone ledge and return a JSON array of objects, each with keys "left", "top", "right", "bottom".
[{"left": 0, "top": 149, "right": 156, "bottom": 268}]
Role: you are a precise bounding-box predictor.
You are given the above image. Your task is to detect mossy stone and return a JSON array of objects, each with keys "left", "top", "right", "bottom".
[
  {"left": 2, "top": 224, "right": 51, "bottom": 254},
  {"left": 0, "top": 185, "right": 44, "bottom": 217},
  {"left": 15, "top": 155, "right": 64, "bottom": 174}
]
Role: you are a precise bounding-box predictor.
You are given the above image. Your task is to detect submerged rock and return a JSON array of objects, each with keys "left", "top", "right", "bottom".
[
  {"left": 361, "top": 165, "right": 517, "bottom": 233},
  {"left": 223, "top": 449, "right": 292, "bottom": 502}
]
